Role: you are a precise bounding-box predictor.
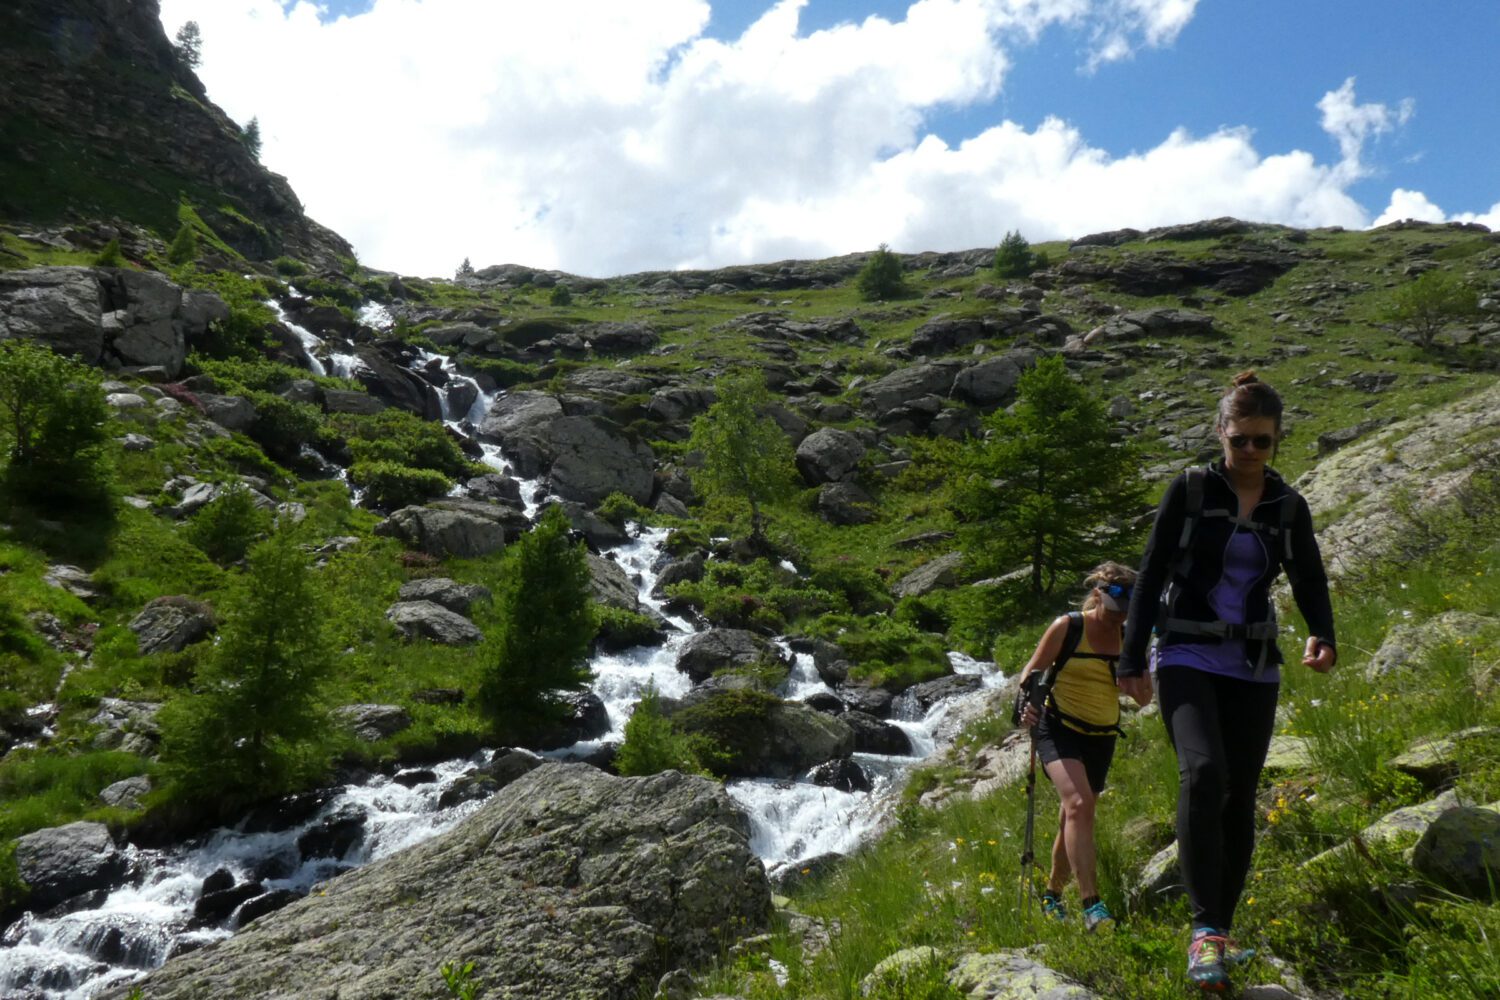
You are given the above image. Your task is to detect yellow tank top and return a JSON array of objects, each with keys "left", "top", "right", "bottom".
[{"left": 1050, "top": 629, "right": 1120, "bottom": 734}]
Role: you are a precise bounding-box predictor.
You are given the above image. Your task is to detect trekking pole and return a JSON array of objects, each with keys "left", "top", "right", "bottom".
[{"left": 1017, "top": 664, "right": 1059, "bottom": 923}]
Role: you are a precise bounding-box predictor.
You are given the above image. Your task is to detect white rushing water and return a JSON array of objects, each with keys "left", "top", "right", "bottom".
[{"left": 0, "top": 300, "right": 1010, "bottom": 996}]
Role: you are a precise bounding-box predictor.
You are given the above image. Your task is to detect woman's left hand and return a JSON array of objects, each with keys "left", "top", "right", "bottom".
[{"left": 1302, "top": 636, "right": 1336, "bottom": 673}]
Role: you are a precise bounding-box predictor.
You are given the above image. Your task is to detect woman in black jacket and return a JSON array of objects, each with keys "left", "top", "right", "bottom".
[{"left": 1116, "top": 371, "right": 1336, "bottom": 993}]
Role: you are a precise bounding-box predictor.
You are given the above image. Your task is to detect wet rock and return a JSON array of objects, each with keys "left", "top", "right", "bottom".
[
  {"left": 534, "top": 691, "right": 611, "bottom": 750},
  {"left": 837, "top": 683, "right": 894, "bottom": 718},
  {"left": 769, "top": 852, "right": 845, "bottom": 893},
  {"left": 392, "top": 769, "right": 438, "bottom": 788},
  {"left": 296, "top": 804, "right": 367, "bottom": 861},
  {"left": 891, "top": 674, "right": 981, "bottom": 720},
  {"left": 842, "top": 710, "right": 913, "bottom": 756},
  {"left": 232, "top": 889, "right": 303, "bottom": 929},
  {"left": 13, "top": 823, "right": 128, "bottom": 913},
  {"left": 675, "top": 628, "right": 787, "bottom": 683},
  {"left": 193, "top": 881, "right": 266, "bottom": 928},
  {"left": 808, "top": 756, "right": 872, "bottom": 793}
]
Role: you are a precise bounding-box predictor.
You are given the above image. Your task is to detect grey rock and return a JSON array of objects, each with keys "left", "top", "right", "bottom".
[
  {"left": 322, "top": 389, "right": 385, "bottom": 415},
  {"left": 676, "top": 629, "right": 786, "bottom": 683},
  {"left": 0, "top": 266, "right": 105, "bottom": 362},
  {"left": 113, "top": 765, "right": 770, "bottom": 1000},
  {"left": 128, "top": 598, "right": 216, "bottom": 655},
  {"left": 334, "top": 704, "right": 414, "bottom": 742},
  {"left": 1093, "top": 308, "right": 1217, "bottom": 341},
  {"left": 1412, "top": 806, "right": 1500, "bottom": 900},
  {"left": 98, "top": 775, "right": 152, "bottom": 810},
  {"left": 843, "top": 710, "right": 913, "bottom": 756},
  {"left": 375, "top": 505, "right": 508, "bottom": 558},
  {"left": 546, "top": 415, "right": 656, "bottom": 506},
  {"left": 947, "top": 948, "right": 1101, "bottom": 999},
  {"left": 396, "top": 577, "right": 491, "bottom": 615},
  {"left": 816, "top": 482, "right": 878, "bottom": 525},
  {"left": 1365, "top": 612, "right": 1496, "bottom": 680},
  {"left": 44, "top": 564, "right": 103, "bottom": 602},
  {"left": 893, "top": 551, "right": 966, "bottom": 598},
  {"left": 1132, "top": 842, "right": 1186, "bottom": 911},
  {"left": 478, "top": 390, "right": 563, "bottom": 443},
  {"left": 1390, "top": 726, "right": 1500, "bottom": 789},
  {"left": 951, "top": 350, "right": 1037, "bottom": 407},
  {"left": 652, "top": 551, "right": 707, "bottom": 598},
  {"left": 386, "top": 600, "right": 483, "bottom": 645},
  {"left": 13, "top": 822, "right": 128, "bottom": 912},
  {"left": 588, "top": 552, "right": 643, "bottom": 612},
  {"left": 860, "top": 361, "right": 963, "bottom": 416},
  {"left": 1306, "top": 790, "right": 1463, "bottom": 869},
  {"left": 795, "top": 427, "right": 866, "bottom": 485},
  {"left": 106, "top": 392, "right": 148, "bottom": 410},
  {"left": 194, "top": 393, "right": 256, "bottom": 432},
  {"left": 675, "top": 698, "right": 854, "bottom": 778},
  {"left": 891, "top": 674, "right": 981, "bottom": 720}
]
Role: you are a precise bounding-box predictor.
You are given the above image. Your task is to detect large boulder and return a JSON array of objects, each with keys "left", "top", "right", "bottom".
[
  {"left": 859, "top": 361, "right": 964, "bottom": 416},
  {"left": 675, "top": 629, "right": 786, "bottom": 684},
  {"left": 892, "top": 552, "right": 965, "bottom": 599},
  {"left": 946, "top": 949, "right": 1101, "bottom": 999},
  {"left": 385, "top": 600, "right": 483, "bottom": 646},
  {"left": 396, "top": 577, "right": 491, "bottom": 615},
  {"left": 546, "top": 415, "right": 656, "bottom": 506},
  {"left": 334, "top": 704, "right": 413, "bottom": 742},
  {"left": 795, "top": 427, "right": 866, "bottom": 485},
  {"left": 128, "top": 597, "right": 215, "bottom": 655},
  {"left": 0, "top": 266, "right": 106, "bottom": 362},
  {"left": 13, "top": 822, "right": 129, "bottom": 912},
  {"left": 1365, "top": 612, "right": 1496, "bottom": 680},
  {"left": 1412, "top": 806, "right": 1500, "bottom": 900},
  {"left": 375, "top": 505, "right": 508, "bottom": 558},
  {"left": 890, "top": 674, "right": 982, "bottom": 720},
  {"left": 108, "top": 765, "right": 771, "bottom": 1000},
  {"left": 350, "top": 345, "right": 442, "bottom": 419},
  {"left": 477, "top": 390, "right": 563, "bottom": 444},
  {"left": 950, "top": 350, "right": 1037, "bottom": 408},
  {"left": 674, "top": 696, "right": 854, "bottom": 778}
]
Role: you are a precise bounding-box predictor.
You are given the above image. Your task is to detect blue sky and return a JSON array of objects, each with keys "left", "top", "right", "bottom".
[{"left": 160, "top": 1, "right": 1499, "bottom": 277}]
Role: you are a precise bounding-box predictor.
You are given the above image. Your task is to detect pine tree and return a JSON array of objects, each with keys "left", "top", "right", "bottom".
[
  {"left": 167, "top": 222, "right": 197, "bottom": 266},
  {"left": 993, "top": 230, "right": 1035, "bottom": 278},
  {"left": 949, "top": 355, "right": 1144, "bottom": 598},
  {"left": 159, "top": 526, "right": 335, "bottom": 803},
  {"left": 687, "top": 370, "right": 800, "bottom": 544},
  {"left": 455, "top": 257, "right": 475, "bottom": 280},
  {"left": 856, "top": 243, "right": 905, "bottom": 301},
  {"left": 244, "top": 117, "right": 262, "bottom": 160},
  {"left": 0, "top": 341, "right": 111, "bottom": 510},
  {"left": 173, "top": 21, "right": 202, "bottom": 69},
  {"left": 478, "top": 505, "right": 596, "bottom": 736}
]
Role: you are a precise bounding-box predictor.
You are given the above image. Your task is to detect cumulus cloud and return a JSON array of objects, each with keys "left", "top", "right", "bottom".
[
  {"left": 1374, "top": 189, "right": 1500, "bottom": 231},
  {"left": 158, "top": 1, "right": 1465, "bottom": 278}
]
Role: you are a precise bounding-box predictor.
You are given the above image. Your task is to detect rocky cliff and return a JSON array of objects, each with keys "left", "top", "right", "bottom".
[{"left": 0, "top": 0, "right": 351, "bottom": 268}]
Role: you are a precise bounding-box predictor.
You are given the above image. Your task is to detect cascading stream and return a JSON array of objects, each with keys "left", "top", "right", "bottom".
[{"left": 0, "top": 301, "right": 1010, "bottom": 997}]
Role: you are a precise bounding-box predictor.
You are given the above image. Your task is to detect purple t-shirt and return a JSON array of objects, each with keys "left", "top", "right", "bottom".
[{"left": 1156, "top": 528, "right": 1281, "bottom": 684}]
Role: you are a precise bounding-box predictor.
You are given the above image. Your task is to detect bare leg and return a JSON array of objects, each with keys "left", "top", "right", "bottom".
[
  {"left": 1047, "top": 802, "right": 1071, "bottom": 894},
  {"left": 1043, "top": 757, "right": 1099, "bottom": 899}
]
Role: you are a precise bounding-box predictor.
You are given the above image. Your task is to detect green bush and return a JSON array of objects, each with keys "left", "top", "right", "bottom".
[
  {"left": 597, "top": 491, "right": 649, "bottom": 528},
  {"left": 810, "top": 613, "right": 949, "bottom": 689},
  {"left": 550, "top": 284, "right": 573, "bottom": 306},
  {"left": 460, "top": 357, "right": 536, "bottom": 390},
  {"left": 327, "top": 409, "right": 473, "bottom": 478},
  {"left": 594, "top": 605, "right": 665, "bottom": 649},
  {"left": 348, "top": 460, "right": 452, "bottom": 510},
  {"left": 614, "top": 683, "right": 713, "bottom": 777},
  {"left": 93, "top": 238, "right": 124, "bottom": 267},
  {"left": 184, "top": 483, "right": 272, "bottom": 565},
  {"left": 809, "top": 558, "right": 893, "bottom": 615},
  {"left": 671, "top": 688, "right": 778, "bottom": 776},
  {"left": 246, "top": 391, "right": 323, "bottom": 464},
  {"left": 993, "top": 229, "right": 1037, "bottom": 278},
  {"left": 273, "top": 256, "right": 308, "bottom": 277},
  {"left": 185, "top": 271, "right": 277, "bottom": 359},
  {"left": 857, "top": 243, "right": 906, "bottom": 301},
  {"left": 0, "top": 340, "right": 112, "bottom": 510}
]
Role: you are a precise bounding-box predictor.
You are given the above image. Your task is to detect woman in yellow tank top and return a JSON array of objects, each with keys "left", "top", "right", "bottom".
[{"left": 1016, "top": 561, "right": 1147, "bottom": 932}]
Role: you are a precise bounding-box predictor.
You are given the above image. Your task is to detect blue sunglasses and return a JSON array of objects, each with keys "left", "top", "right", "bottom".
[{"left": 1101, "top": 583, "right": 1132, "bottom": 601}]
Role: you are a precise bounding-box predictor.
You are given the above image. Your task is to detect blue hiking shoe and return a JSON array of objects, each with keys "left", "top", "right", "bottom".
[
  {"left": 1040, "top": 891, "right": 1068, "bottom": 922},
  {"left": 1082, "top": 898, "right": 1115, "bottom": 933}
]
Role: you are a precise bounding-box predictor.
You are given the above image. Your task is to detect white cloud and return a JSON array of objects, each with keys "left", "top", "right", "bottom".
[
  {"left": 158, "top": 1, "right": 1452, "bottom": 278},
  {"left": 1374, "top": 189, "right": 1500, "bottom": 231}
]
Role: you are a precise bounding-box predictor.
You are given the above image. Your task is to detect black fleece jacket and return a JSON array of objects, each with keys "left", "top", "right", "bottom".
[{"left": 1118, "top": 461, "right": 1336, "bottom": 678}]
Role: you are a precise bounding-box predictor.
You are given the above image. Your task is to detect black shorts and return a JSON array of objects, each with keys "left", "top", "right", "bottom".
[{"left": 1034, "top": 712, "right": 1117, "bottom": 795}]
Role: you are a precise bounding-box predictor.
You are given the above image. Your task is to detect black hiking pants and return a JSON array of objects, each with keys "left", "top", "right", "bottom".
[{"left": 1156, "top": 666, "right": 1280, "bottom": 931}]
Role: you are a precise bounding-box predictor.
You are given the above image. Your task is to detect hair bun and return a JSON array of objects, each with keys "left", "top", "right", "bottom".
[{"left": 1232, "top": 370, "right": 1260, "bottom": 388}]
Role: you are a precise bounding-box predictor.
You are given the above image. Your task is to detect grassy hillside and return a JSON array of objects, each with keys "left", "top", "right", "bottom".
[{"left": 0, "top": 216, "right": 1497, "bottom": 995}]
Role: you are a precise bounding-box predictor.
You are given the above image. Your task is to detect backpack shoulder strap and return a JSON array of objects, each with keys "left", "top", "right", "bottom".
[
  {"left": 1171, "top": 466, "right": 1208, "bottom": 578},
  {"left": 1279, "top": 490, "right": 1301, "bottom": 585},
  {"left": 1055, "top": 610, "right": 1085, "bottom": 670}
]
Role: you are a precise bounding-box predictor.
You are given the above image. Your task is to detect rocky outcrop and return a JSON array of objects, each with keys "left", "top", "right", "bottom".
[
  {"left": 0, "top": 1, "right": 353, "bottom": 268},
  {"left": 545, "top": 416, "right": 657, "bottom": 507},
  {"left": 395, "top": 577, "right": 491, "bottom": 616},
  {"left": 0, "top": 267, "right": 228, "bottom": 376},
  {"left": 675, "top": 629, "right": 787, "bottom": 683},
  {"left": 108, "top": 764, "right": 771, "bottom": 1000},
  {"left": 795, "top": 427, "right": 866, "bottom": 485},
  {"left": 892, "top": 552, "right": 965, "bottom": 598},
  {"left": 673, "top": 697, "right": 855, "bottom": 778},
  {"left": 334, "top": 704, "right": 413, "bottom": 742},
  {"left": 1364, "top": 611, "right": 1496, "bottom": 680}
]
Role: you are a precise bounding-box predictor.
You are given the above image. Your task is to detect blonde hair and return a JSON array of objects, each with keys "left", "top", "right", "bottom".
[{"left": 1081, "top": 561, "right": 1137, "bottom": 611}]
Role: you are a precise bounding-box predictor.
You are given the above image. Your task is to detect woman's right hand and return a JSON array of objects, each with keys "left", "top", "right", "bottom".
[{"left": 1020, "top": 702, "right": 1040, "bottom": 728}]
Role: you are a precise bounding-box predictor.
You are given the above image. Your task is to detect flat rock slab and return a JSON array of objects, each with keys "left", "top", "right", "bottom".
[{"left": 106, "top": 764, "right": 770, "bottom": 1000}]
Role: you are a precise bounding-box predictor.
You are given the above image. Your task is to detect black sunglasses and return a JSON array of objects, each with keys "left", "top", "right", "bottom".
[{"left": 1227, "top": 434, "right": 1275, "bottom": 451}]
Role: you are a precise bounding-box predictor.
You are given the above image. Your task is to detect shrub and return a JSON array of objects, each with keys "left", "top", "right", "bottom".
[
  {"left": 167, "top": 223, "right": 198, "bottom": 266},
  {"left": 327, "top": 409, "right": 472, "bottom": 478},
  {"left": 810, "top": 613, "right": 949, "bottom": 689},
  {"left": 348, "top": 460, "right": 452, "bottom": 510},
  {"left": 93, "top": 239, "right": 124, "bottom": 267},
  {"left": 856, "top": 243, "right": 906, "bottom": 301},
  {"left": 460, "top": 357, "right": 536, "bottom": 390},
  {"left": 614, "top": 683, "right": 713, "bottom": 777},
  {"left": 246, "top": 391, "right": 322, "bottom": 464},
  {"left": 184, "top": 483, "right": 272, "bottom": 565},
  {"left": 273, "top": 256, "right": 308, "bottom": 277},
  {"left": 0, "top": 341, "right": 112, "bottom": 510},
  {"left": 671, "top": 688, "right": 778, "bottom": 776},
  {"left": 597, "top": 491, "right": 649, "bottom": 528},
  {"left": 549, "top": 284, "right": 573, "bottom": 306},
  {"left": 595, "top": 605, "right": 665, "bottom": 650}
]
